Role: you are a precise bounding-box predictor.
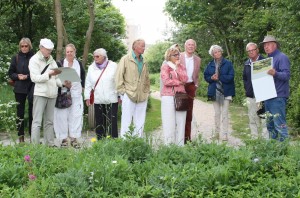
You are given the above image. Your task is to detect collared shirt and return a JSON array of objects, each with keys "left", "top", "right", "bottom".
[
  {"left": 184, "top": 54, "right": 194, "bottom": 82},
  {"left": 132, "top": 51, "right": 143, "bottom": 75}
]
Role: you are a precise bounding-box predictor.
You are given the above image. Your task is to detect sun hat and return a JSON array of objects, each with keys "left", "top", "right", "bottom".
[
  {"left": 260, "top": 35, "right": 279, "bottom": 45},
  {"left": 40, "top": 38, "right": 54, "bottom": 50}
]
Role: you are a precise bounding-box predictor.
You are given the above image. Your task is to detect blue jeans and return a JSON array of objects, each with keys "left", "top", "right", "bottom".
[{"left": 264, "top": 97, "right": 288, "bottom": 141}]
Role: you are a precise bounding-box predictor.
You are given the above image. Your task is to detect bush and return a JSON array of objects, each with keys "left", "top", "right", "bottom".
[{"left": 1, "top": 138, "right": 300, "bottom": 197}]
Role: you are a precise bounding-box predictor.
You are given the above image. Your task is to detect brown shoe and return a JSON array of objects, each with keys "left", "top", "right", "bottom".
[
  {"left": 71, "top": 138, "right": 80, "bottom": 148},
  {"left": 19, "top": 136, "right": 25, "bottom": 143},
  {"left": 61, "top": 139, "right": 68, "bottom": 147}
]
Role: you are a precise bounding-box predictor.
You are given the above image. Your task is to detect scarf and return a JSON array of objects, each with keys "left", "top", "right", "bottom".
[{"left": 96, "top": 60, "right": 108, "bottom": 70}]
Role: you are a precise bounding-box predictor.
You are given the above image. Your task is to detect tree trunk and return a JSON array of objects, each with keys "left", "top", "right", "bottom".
[
  {"left": 82, "top": 0, "right": 95, "bottom": 67},
  {"left": 54, "top": 0, "right": 64, "bottom": 61}
]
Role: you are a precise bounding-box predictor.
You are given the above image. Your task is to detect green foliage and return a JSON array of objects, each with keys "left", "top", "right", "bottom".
[
  {"left": 144, "top": 42, "right": 173, "bottom": 73},
  {"left": 1, "top": 139, "right": 300, "bottom": 196}
]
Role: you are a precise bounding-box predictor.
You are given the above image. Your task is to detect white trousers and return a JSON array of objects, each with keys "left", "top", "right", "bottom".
[
  {"left": 247, "top": 97, "right": 268, "bottom": 139},
  {"left": 31, "top": 96, "right": 56, "bottom": 146},
  {"left": 213, "top": 99, "right": 230, "bottom": 135},
  {"left": 54, "top": 95, "right": 83, "bottom": 140},
  {"left": 161, "top": 96, "right": 186, "bottom": 146},
  {"left": 120, "top": 93, "right": 148, "bottom": 138}
]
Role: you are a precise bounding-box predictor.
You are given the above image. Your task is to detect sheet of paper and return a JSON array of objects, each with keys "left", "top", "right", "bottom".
[
  {"left": 251, "top": 57, "right": 277, "bottom": 102},
  {"left": 53, "top": 67, "right": 81, "bottom": 82}
]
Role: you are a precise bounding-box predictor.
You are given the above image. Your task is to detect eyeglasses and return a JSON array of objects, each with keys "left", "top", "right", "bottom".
[
  {"left": 247, "top": 48, "right": 257, "bottom": 53},
  {"left": 94, "top": 55, "right": 100, "bottom": 58},
  {"left": 171, "top": 54, "right": 180, "bottom": 57},
  {"left": 21, "top": 45, "right": 29, "bottom": 48}
]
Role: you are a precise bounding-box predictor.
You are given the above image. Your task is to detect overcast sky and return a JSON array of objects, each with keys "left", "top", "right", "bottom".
[{"left": 112, "top": 0, "right": 174, "bottom": 44}]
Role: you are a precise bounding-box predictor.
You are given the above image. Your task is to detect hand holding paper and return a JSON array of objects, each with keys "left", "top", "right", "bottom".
[{"left": 52, "top": 67, "right": 80, "bottom": 82}]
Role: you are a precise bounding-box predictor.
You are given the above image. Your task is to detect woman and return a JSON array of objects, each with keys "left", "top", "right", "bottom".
[
  {"left": 8, "top": 38, "right": 34, "bottom": 143},
  {"left": 84, "top": 48, "right": 118, "bottom": 140},
  {"left": 160, "top": 47, "right": 188, "bottom": 146},
  {"left": 204, "top": 45, "right": 235, "bottom": 141},
  {"left": 53, "top": 44, "right": 85, "bottom": 147}
]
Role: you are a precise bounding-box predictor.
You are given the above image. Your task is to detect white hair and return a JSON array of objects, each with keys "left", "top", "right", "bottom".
[
  {"left": 93, "top": 48, "right": 108, "bottom": 59},
  {"left": 208, "top": 45, "right": 223, "bottom": 57},
  {"left": 245, "top": 42, "right": 257, "bottom": 50}
]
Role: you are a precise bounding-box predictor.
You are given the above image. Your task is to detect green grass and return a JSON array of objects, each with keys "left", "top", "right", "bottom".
[
  {"left": 144, "top": 96, "right": 161, "bottom": 133},
  {"left": 229, "top": 104, "right": 251, "bottom": 140}
]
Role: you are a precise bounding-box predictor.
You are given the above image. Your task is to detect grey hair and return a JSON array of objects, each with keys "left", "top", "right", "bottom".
[
  {"left": 246, "top": 42, "right": 257, "bottom": 50},
  {"left": 208, "top": 45, "right": 223, "bottom": 57},
  {"left": 93, "top": 48, "right": 108, "bottom": 59},
  {"left": 19, "top": 37, "right": 32, "bottom": 51}
]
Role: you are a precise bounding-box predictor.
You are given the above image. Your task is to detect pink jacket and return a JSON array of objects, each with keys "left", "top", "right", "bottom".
[{"left": 160, "top": 63, "right": 188, "bottom": 96}]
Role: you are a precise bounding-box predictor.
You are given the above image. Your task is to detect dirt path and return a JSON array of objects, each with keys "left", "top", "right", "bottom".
[{"left": 150, "top": 91, "right": 243, "bottom": 147}]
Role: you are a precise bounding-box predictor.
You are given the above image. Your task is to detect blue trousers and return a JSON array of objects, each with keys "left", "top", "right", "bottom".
[{"left": 264, "top": 97, "right": 288, "bottom": 141}]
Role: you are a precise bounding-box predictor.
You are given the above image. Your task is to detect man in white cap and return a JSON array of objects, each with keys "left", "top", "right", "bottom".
[
  {"left": 29, "top": 38, "right": 65, "bottom": 146},
  {"left": 260, "top": 35, "right": 290, "bottom": 141}
]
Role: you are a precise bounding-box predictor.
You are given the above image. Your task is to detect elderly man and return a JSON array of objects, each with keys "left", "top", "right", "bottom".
[
  {"left": 243, "top": 42, "right": 268, "bottom": 139},
  {"left": 260, "top": 35, "right": 290, "bottom": 141},
  {"left": 179, "top": 39, "right": 201, "bottom": 144},
  {"left": 115, "top": 39, "right": 150, "bottom": 138},
  {"left": 29, "top": 38, "right": 63, "bottom": 146}
]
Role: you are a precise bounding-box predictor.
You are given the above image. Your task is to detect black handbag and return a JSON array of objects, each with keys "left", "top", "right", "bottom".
[{"left": 55, "top": 88, "right": 72, "bottom": 109}]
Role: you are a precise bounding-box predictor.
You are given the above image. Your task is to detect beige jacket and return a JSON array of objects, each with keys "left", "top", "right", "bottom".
[{"left": 115, "top": 52, "right": 150, "bottom": 103}]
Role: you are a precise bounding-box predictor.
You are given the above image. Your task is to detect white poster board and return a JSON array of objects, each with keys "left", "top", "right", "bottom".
[
  {"left": 251, "top": 57, "right": 277, "bottom": 102},
  {"left": 52, "top": 67, "right": 81, "bottom": 82}
]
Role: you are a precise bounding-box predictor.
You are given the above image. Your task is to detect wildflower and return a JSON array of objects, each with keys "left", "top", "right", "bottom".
[
  {"left": 91, "top": 137, "right": 97, "bottom": 143},
  {"left": 28, "top": 174, "right": 36, "bottom": 180},
  {"left": 112, "top": 160, "right": 117, "bottom": 164},
  {"left": 24, "top": 155, "right": 31, "bottom": 162},
  {"left": 253, "top": 158, "right": 259, "bottom": 163}
]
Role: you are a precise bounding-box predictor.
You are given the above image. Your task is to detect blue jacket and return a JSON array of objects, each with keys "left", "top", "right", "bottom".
[
  {"left": 204, "top": 58, "right": 235, "bottom": 100},
  {"left": 268, "top": 49, "right": 290, "bottom": 98},
  {"left": 243, "top": 55, "right": 265, "bottom": 98}
]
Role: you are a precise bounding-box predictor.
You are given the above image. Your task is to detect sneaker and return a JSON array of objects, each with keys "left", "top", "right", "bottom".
[
  {"left": 71, "top": 138, "right": 80, "bottom": 149},
  {"left": 61, "top": 139, "right": 68, "bottom": 147}
]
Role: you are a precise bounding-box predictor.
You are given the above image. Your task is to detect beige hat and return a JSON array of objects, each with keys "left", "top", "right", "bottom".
[
  {"left": 40, "top": 38, "right": 54, "bottom": 50},
  {"left": 260, "top": 35, "right": 279, "bottom": 45}
]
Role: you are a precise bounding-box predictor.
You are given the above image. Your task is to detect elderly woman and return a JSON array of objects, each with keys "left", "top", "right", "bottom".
[
  {"left": 8, "top": 38, "right": 34, "bottom": 143},
  {"left": 160, "top": 47, "right": 188, "bottom": 146},
  {"left": 204, "top": 45, "right": 235, "bottom": 141},
  {"left": 84, "top": 48, "right": 118, "bottom": 140},
  {"left": 53, "top": 43, "right": 85, "bottom": 147}
]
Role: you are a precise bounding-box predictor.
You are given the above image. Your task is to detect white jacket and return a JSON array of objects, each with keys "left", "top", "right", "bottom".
[
  {"left": 84, "top": 61, "right": 118, "bottom": 104},
  {"left": 29, "top": 51, "right": 62, "bottom": 98}
]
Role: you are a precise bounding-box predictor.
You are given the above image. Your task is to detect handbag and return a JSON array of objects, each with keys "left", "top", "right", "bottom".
[
  {"left": 174, "top": 91, "right": 192, "bottom": 111},
  {"left": 169, "top": 70, "right": 191, "bottom": 111},
  {"left": 55, "top": 89, "right": 72, "bottom": 109},
  {"left": 89, "top": 61, "right": 109, "bottom": 105}
]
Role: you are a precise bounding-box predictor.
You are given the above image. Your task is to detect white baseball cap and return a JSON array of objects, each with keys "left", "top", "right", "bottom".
[{"left": 40, "top": 38, "right": 54, "bottom": 50}]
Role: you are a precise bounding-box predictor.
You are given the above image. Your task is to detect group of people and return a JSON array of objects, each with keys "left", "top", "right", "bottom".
[
  {"left": 160, "top": 36, "right": 290, "bottom": 144},
  {"left": 7, "top": 35, "right": 290, "bottom": 147}
]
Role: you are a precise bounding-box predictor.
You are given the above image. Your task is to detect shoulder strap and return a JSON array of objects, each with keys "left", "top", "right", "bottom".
[
  {"left": 93, "top": 61, "right": 109, "bottom": 90},
  {"left": 41, "top": 64, "right": 50, "bottom": 74}
]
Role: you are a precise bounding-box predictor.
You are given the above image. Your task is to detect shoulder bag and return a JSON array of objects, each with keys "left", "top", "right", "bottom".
[{"left": 170, "top": 72, "right": 192, "bottom": 111}]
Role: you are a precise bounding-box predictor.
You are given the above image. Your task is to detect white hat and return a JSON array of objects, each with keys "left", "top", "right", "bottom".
[
  {"left": 40, "top": 38, "right": 54, "bottom": 50},
  {"left": 260, "top": 35, "right": 279, "bottom": 45}
]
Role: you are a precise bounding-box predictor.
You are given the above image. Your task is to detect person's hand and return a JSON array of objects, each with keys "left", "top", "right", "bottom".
[
  {"left": 85, "top": 99, "right": 91, "bottom": 106},
  {"left": 64, "top": 80, "right": 72, "bottom": 89},
  {"left": 49, "top": 69, "right": 62, "bottom": 76},
  {"left": 18, "top": 74, "right": 27, "bottom": 80},
  {"left": 267, "top": 68, "right": 276, "bottom": 76},
  {"left": 211, "top": 73, "right": 219, "bottom": 81}
]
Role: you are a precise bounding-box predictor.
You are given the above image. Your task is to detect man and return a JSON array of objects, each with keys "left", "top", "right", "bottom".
[
  {"left": 243, "top": 42, "right": 268, "bottom": 139},
  {"left": 179, "top": 39, "right": 201, "bottom": 144},
  {"left": 115, "top": 39, "right": 150, "bottom": 138},
  {"left": 260, "top": 35, "right": 290, "bottom": 141},
  {"left": 29, "top": 38, "right": 64, "bottom": 146}
]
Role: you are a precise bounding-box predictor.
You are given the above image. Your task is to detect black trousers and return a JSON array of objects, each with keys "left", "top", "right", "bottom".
[
  {"left": 94, "top": 102, "right": 118, "bottom": 140},
  {"left": 15, "top": 92, "right": 33, "bottom": 137}
]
